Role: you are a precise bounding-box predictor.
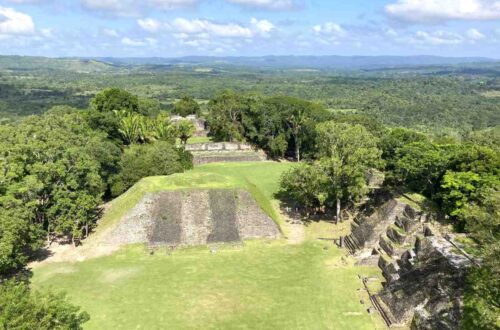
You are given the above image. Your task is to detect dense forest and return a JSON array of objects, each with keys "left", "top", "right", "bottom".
[
  {"left": 0, "top": 56, "right": 498, "bottom": 329},
  {"left": 0, "top": 56, "right": 499, "bottom": 135}
]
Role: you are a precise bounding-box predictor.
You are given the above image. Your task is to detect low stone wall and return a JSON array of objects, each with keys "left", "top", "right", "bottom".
[
  {"left": 185, "top": 142, "right": 254, "bottom": 152},
  {"left": 193, "top": 152, "right": 266, "bottom": 166},
  {"left": 101, "top": 189, "right": 280, "bottom": 247}
]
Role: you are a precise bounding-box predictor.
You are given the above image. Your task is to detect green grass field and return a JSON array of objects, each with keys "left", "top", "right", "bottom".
[{"left": 31, "top": 162, "right": 385, "bottom": 329}]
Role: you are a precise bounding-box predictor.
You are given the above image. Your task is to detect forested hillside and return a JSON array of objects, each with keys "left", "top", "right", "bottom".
[{"left": 0, "top": 56, "right": 498, "bottom": 135}]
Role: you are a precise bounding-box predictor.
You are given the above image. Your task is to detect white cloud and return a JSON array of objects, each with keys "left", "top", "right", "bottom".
[
  {"left": 81, "top": 0, "right": 198, "bottom": 16},
  {"left": 250, "top": 17, "right": 274, "bottom": 35},
  {"left": 225, "top": 0, "right": 299, "bottom": 10},
  {"left": 81, "top": 0, "right": 137, "bottom": 16},
  {"left": 0, "top": 6, "right": 35, "bottom": 37},
  {"left": 385, "top": 0, "right": 500, "bottom": 23},
  {"left": 313, "top": 22, "right": 346, "bottom": 38},
  {"left": 121, "top": 36, "right": 157, "bottom": 46},
  {"left": 410, "top": 30, "right": 464, "bottom": 45},
  {"left": 466, "top": 27, "right": 486, "bottom": 40},
  {"left": 172, "top": 18, "right": 253, "bottom": 38},
  {"left": 147, "top": 0, "right": 198, "bottom": 10},
  {"left": 137, "top": 18, "right": 164, "bottom": 32}
]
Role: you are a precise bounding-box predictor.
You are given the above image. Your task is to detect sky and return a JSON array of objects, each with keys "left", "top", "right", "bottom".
[{"left": 0, "top": 0, "right": 499, "bottom": 58}]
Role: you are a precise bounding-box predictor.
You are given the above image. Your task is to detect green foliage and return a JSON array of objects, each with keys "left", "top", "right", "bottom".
[
  {"left": 173, "top": 95, "right": 200, "bottom": 117},
  {"left": 0, "top": 107, "right": 110, "bottom": 272},
  {"left": 380, "top": 127, "right": 429, "bottom": 167},
  {"left": 280, "top": 163, "right": 328, "bottom": 211},
  {"left": 138, "top": 97, "right": 162, "bottom": 117},
  {"left": 0, "top": 280, "right": 89, "bottom": 329},
  {"left": 462, "top": 191, "right": 500, "bottom": 330},
  {"left": 207, "top": 92, "right": 330, "bottom": 160},
  {"left": 207, "top": 90, "right": 248, "bottom": 142},
  {"left": 280, "top": 122, "right": 382, "bottom": 215},
  {"left": 393, "top": 142, "right": 454, "bottom": 195},
  {"left": 175, "top": 119, "right": 196, "bottom": 145},
  {"left": 110, "top": 142, "right": 192, "bottom": 196},
  {"left": 0, "top": 209, "right": 43, "bottom": 275},
  {"left": 90, "top": 88, "right": 138, "bottom": 113},
  {"left": 117, "top": 111, "right": 176, "bottom": 145},
  {"left": 152, "top": 113, "right": 177, "bottom": 143}
]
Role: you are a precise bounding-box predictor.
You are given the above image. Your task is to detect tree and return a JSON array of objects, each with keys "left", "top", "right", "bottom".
[
  {"left": 0, "top": 280, "right": 90, "bottom": 329},
  {"left": 175, "top": 119, "right": 195, "bottom": 145},
  {"left": 280, "top": 163, "right": 328, "bottom": 213},
  {"left": 173, "top": 96, "right": 200, "bottom": 117},
  {"left": 0, "top": 208, "right": 43, "bottom": 275},
  {"left": 110, "top": 142, "right": 192, "bottom": 196},
  {"left": 461, "top": 190, "right": 500, "bottom": 330},
  {"left": 207, "top": 90, "right": 247, "bottom": 142},
  {"left": 315, "top": 122, "right": 383, "bottom": 222},
  {"left": 0, "top": 107, "right": 107, "bottom": 252},
  {"left": 393, "top": 142, "right": 453, "bottom": 196},
  {"left": 151, "top": 113, "right": 176, "bottom": 143},
  {"left": 138, "top": 97, "right": 162, "bottom": 117},
  {"left": 90, "top": 88, "right": 139, "bottom": 114},
  {"left": 280, "top": 122, "right": 382, "bottom": 222},
  {"left": 265, "top": 96, "right": 319, "bottom": 162},
  {"left": 379, "top": 127, "right": 428, "bottom": 166}
]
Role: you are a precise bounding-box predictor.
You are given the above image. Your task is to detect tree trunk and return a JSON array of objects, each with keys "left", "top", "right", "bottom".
[
  {"left": 336, "top": 198, "right": 341, "bottom": 225},
  {"left": 294, "top": 135, "right": 300, "bottom": 162},
  {"left": 85, "top": 224, "right": 89, "bottom": 238}
]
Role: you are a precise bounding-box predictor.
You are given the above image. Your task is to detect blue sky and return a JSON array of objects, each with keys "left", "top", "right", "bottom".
[{"left": 0, "top": 0, "right": 499, "bottom": 58}]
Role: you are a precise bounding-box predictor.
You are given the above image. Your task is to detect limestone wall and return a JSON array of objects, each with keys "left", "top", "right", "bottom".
[
  {"left": 102, "top": 189, "right": 280, "bottom": 247},
  {"left": 185, "top": 142, "right": 255, "bottom": 152}
]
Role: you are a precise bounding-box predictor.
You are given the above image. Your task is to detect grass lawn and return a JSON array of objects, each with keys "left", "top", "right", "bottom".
[
  {"left": 176, "top": 136, "right": 213, "bottom": 145},
  {"left": 31, "top": 162, "right": 385, "bottom": 329},
  {"left": 32, "top": 241, "right": 384, "bottom": 330}
]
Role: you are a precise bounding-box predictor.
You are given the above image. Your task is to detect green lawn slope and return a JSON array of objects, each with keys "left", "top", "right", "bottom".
[{"left": 31, "top": 162, "right": 385, "bottom": 329}]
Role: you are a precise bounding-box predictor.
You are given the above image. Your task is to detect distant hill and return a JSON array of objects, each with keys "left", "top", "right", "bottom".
[
  {"left": 0, "top": 55, "right": 118, "bottom": 73},
  {"left": 0, "top": 55, "right": 497, "bottom": 72},
  {"left": 95, "top": 55, "right": 498, "bottom": 70}
]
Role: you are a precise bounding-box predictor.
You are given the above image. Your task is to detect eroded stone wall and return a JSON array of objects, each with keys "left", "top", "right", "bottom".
[{"left": 102, "top": 189, "right": 280, "bottom": 247}]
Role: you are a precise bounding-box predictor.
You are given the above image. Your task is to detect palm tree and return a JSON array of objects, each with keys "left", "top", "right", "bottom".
[
  {"left": 176, "top": 119, "right": 195, "bottom": 145},
  {"left": 118, "top": 113, "right": 141, "bottom": 144}
]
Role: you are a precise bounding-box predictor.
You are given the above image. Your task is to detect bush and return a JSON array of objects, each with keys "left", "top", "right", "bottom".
[
  {"left": 111, "top": 142, "right": 193, "bottom": 196},
  {"left": 0, "top": 280, "right": 89, "bottom": 329}
]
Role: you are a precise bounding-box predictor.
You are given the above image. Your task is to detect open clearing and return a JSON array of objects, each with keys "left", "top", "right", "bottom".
[
  {"left": 31, "top": 162, "right": 385, "bottom": 329},
  {"left": 32, "top": 242, "right": 384, "bottom": 329}
]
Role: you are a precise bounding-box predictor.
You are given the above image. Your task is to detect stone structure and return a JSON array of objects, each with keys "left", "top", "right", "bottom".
[
  {"left": 186, "top": 142, "right": 268, "bottom": 165},
  {"left": 102, "top": 189, "right": 280, "bottom": 247},
  {"left": 343, "top": 197, "right": 473, "bottom": 329}
]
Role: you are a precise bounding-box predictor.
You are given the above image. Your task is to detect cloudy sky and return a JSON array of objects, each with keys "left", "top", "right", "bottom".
[{"left": 0, "top": 0, "right": 499, "bottom": 58}]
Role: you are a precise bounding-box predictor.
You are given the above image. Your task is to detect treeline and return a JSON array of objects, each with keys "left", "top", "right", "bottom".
[
  {"left": 2, "top": 66, "right": 499, "bottom": 134},
  {"left": 0, "top": 88, "right": 194, "bottom": 328}
]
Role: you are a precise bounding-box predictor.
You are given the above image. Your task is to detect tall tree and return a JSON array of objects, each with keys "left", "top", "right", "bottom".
[
  {"left": 316, "top": 122, "right": 383, "bottom": 222},
  {"left": 173, "top": 96, "right": 200, "bottom": 117}
]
